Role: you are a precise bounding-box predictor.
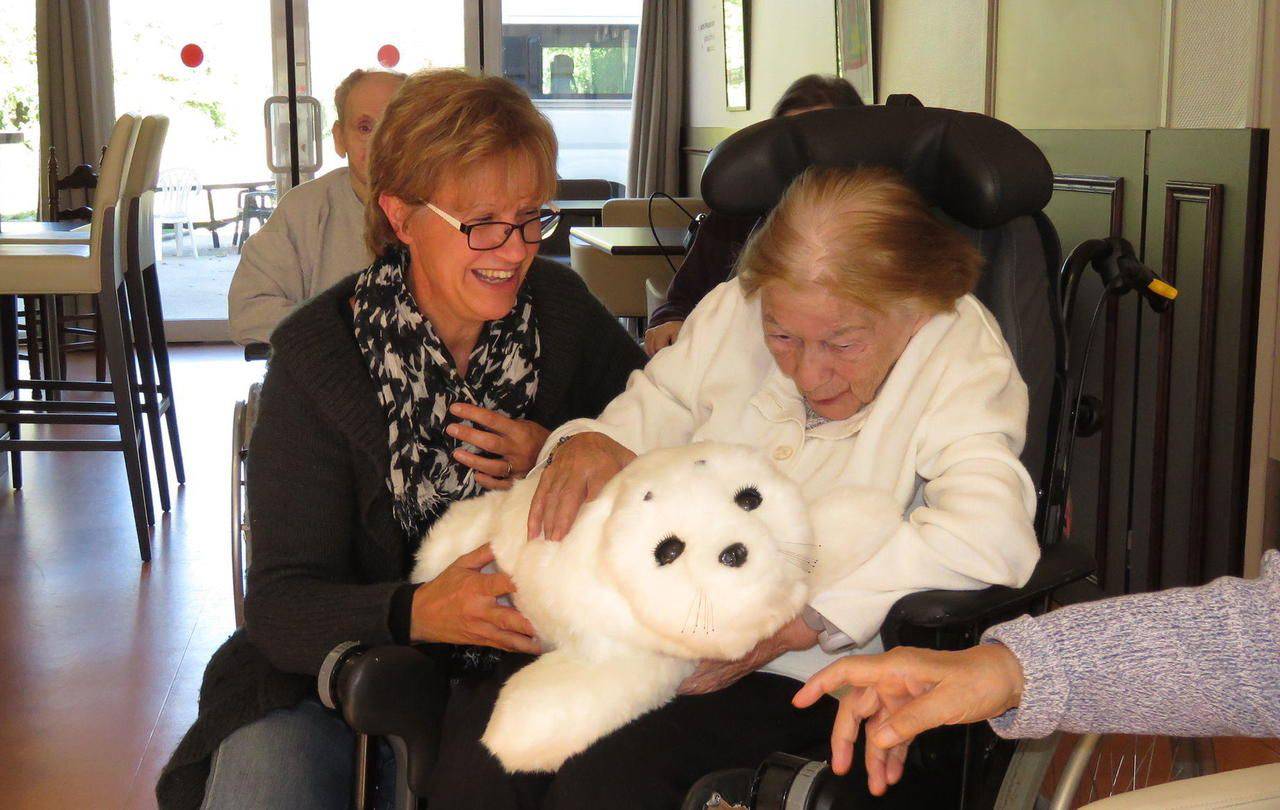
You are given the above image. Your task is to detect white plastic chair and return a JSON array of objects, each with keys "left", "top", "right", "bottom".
[{"left": 154, "top": 168, "right": 202, "bottom": 258}]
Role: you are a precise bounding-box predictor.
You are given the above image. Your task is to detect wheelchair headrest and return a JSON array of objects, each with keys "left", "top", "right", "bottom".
[{"left": 700, "top": 106, "right": 1053, "bottom": 230}]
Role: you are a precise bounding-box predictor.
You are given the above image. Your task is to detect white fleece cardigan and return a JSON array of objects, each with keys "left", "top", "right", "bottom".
[{"left": 540, "top": 279, "right": 1040, "bottom": 681}]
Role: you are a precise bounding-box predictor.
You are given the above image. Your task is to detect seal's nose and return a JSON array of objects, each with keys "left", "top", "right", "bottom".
[{"left": 718, "top": 543, "right": 748, "bottom": 568}]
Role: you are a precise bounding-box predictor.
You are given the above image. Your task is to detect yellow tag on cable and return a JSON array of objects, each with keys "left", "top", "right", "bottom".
[{"left": 1148, "top": 279, "right": 1178, "bottom": 300}]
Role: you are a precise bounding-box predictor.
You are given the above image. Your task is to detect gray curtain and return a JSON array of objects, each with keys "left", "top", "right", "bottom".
[
  {"left": 627, "top": 0, "right": 686, "bottom": 197},
  {"left": 37, "top": 0, "right": 116, "bottom": 218}
]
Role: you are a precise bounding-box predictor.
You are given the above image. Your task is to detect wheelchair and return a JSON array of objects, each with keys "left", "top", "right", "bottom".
[
  {"left": 297, "top": 105, "right": 1177, "bottom": 808},
  {"left": 230, "top": 341, "right": 269, "bottom": 629}
]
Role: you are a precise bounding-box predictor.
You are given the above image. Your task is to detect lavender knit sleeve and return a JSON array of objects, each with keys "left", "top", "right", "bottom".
[{"left": 980, "top": 550, "right": 1280, "bottom": 739}]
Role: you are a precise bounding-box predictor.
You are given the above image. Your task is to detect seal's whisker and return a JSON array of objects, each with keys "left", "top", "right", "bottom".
[
  {"left": 682, "top": 592, "right": 698, "bottom": 635},
  {"left": 779, "top": 550, "right": 817, "bottom": 567}
]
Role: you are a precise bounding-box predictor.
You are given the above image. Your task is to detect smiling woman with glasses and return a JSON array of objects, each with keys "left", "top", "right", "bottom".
[
  {"left": 423, "top": 202, "right": 561, "bottom": 251},
  {"left": 160, "top": 69, "right": 647, "bottom": 810}
]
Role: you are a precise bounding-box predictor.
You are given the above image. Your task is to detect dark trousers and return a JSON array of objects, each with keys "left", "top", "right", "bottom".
[{"left": 425, "top": 654, "right": 931, "bottom": 810}]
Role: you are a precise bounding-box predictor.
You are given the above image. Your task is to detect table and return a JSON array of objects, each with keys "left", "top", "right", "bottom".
[
  {"left": 0, "top": 221, "right": 78, "bottom": 234},
  {"left": 551, "top": 199, "right": 609, "bottom": 226},
  {"left": 197, "top": 180, "right": 275, "bottom": 248},
  {"left": 569, "top": 226, "right": 689, "bottom": 256}
]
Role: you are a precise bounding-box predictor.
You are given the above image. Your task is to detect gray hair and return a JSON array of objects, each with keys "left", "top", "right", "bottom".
[{"left": 334, "top": 68, "right": 406, "bottom": 123}]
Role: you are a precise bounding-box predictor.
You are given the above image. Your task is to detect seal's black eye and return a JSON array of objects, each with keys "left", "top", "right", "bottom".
[
  {"left": 734, "top": 486, "right": 762, "bottom": 511},
  {"left": 654, "top": 536, "right": 685, "bottom": 566},
  {"left": 643, "top": 491, "right": 654, "bottom": 501},
  {"left": 719, "top": 543, "right": 749, "bottom": 568}
]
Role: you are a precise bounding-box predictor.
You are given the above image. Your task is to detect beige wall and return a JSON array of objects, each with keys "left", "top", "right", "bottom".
[
  {"left": 1168, "top": 0, "right": 1264, "bottom": 128},
  {"left": 687, "top": 1, "right": 1264, "bottom": 130},
  {"left": 994, "top": 0, "right": 1165, "bottom": 129},
  {"left": 877, "top": 0, "right": 990, "bottom": 112},
  {"left": 686, "top": 0, "right": 836, "bottom": 128}
]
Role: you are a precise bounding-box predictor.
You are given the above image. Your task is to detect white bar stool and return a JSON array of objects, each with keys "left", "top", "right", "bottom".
[{"left": 0, "top": 114, "right": 154, "bottom": 561}]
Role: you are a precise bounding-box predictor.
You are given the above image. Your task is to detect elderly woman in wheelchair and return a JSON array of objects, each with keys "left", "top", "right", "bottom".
[
  {"left": 397, "top": 164, "right": 1041, "bottom": 810},
  {"left": 156, "top": 69, "right": 647, "bottom": 809}
]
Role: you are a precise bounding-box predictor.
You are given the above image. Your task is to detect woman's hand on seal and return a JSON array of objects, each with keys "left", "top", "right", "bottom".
[
  {"left": 526, "top": 432, "right": 635, "bottom": 542},
  {"left": 447, "top": 402, "right": 550, "bottom": 490},
  {"left": 409, "top": 544, "right": 541, "bottom": 654}
]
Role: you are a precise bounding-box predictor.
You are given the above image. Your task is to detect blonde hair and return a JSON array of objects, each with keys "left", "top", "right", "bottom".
[
  {"left": 333, "top": 68, "right": 406, "bottom": 123},
  {"left": 737, "top": 166, "right": 982, "bottom": 314},
  {"left": 364, "top": 69, "right": 558, "bottom": 257}
]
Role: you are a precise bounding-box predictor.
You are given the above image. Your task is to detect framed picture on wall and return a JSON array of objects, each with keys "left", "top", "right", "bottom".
[
  {"left": 835, "top": 0, "right": 874, "bottom": 102},
  {"left": 722, "top": 0, "right": 749, "bottom": 110}
]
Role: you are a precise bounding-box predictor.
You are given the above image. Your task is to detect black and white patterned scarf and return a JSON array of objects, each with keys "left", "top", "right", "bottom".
[{"left": 352, "top": 249, "right": 539, "bottom": 538}]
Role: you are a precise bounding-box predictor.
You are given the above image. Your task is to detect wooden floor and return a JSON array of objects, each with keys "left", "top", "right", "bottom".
[
  {"left": 0, "top": 345, "right": 1276, "bottom": 810},
  {"left": 0, "top": 345, "right": 260, "bottom": 810}
]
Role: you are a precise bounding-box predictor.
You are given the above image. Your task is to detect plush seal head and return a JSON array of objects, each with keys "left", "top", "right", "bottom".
[{"left": 593, "top": 443, "right": 812, "bottom": 661}]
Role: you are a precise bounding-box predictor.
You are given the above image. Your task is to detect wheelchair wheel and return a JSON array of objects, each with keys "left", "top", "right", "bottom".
[
  {"left": 231, "top": 382, "right": 262, "bottom": 629},
  {"left": 231, "top": 399, "right": 248, "bottom": 628},
  {"left": 1000, "top": 733, "right": 1218, "bottom": 808}
]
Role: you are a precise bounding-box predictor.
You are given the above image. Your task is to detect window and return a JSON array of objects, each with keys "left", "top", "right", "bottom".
[
  {"left": 0, "top": 1, "right": 39, "bottom": 220},
  {"left": 500, "top": 1, "right": 642, "bottom": 189},
  {"left": 502, "top": 23, "right": 638, "bottom": 99}
]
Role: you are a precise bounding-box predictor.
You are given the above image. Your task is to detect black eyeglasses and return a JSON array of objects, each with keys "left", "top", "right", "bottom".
[{"left": 424, "top": 203, "right": 561, "bottom": 251}]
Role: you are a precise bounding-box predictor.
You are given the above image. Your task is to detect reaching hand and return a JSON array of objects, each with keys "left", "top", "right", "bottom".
[{"left": 791, "top": 644, "right": 1025, "bottom": 795}]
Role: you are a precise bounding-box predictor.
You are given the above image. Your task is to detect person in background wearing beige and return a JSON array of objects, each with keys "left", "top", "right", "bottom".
[{"left": 228, "top": 68, "right": 405, "bottom": 345}]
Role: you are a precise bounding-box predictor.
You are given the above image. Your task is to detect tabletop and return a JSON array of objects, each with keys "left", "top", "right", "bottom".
[{"left": 569, "top": 226, "right": 688, "bottom": 256}]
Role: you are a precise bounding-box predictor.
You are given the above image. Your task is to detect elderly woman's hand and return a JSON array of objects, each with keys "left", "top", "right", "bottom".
[
  {"left": 791, "top": 645, "right": 1025, "bottom": 795},
  {"left": 526, "top": 432, "right": 635, "bottom": 542},
  {"left": 678, "top": 615, "right": 818, "bottom": 697},
  {"left": 447, "top": 402, "right": 551, "bottom": 490},
  {"left": 409, "top": 544, "right": 541, "bottom": 654},
  {"left": 644, "top": 320, "right": 683, "bottom": 356}
]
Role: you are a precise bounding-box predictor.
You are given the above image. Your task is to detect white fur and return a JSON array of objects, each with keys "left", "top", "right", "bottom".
[{"left": 411, "top": 441, "right": 898, "bottom": 772}]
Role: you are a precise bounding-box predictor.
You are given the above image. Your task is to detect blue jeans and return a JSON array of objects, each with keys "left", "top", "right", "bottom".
[{"left": 201, "top": 699, "right": 397, "bottom": 810}]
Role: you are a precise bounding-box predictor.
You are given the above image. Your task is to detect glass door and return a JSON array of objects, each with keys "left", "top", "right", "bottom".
[
  {"left": 109, "top": 0, "right": 477, "bottom": 339},
  {"left": 487, "top": 0, "right": 642, "bottom": 190},
  {"left": 300, "top": 0, "right": 472, "bottom": 183}
]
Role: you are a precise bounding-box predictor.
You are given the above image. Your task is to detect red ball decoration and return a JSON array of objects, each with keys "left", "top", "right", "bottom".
[
  {"left": 180, "top": 43, "right": 204, "bottom": 68},
  {"left": 377, "top": 44, "right": 400, "bottom": 68}
]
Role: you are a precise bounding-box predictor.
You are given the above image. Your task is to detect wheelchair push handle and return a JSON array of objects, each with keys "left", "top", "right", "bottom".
[{"left": 1059, "top": 237, "right": 1177, "bottom": 320}]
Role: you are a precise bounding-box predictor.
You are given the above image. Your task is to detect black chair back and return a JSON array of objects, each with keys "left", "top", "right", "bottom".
[{"left": 46, "top": 145, "right": 103, "bottom": 222}]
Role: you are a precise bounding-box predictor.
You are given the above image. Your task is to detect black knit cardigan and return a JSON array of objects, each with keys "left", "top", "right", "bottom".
[{"left": 157, "top": 258, "right": 647, "bottom": 808}]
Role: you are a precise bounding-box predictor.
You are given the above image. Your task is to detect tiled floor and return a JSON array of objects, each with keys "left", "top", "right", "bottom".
[
  {"left": 156, "top": 228, "right": 237, "bottom": 343},
  {"left": 0, "top": 345, "right": 261, "bottom": 809}
]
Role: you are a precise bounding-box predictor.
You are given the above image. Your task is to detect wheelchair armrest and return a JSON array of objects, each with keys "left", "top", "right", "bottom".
[
  {"left": 243, "top": 342, "right": 270, "bottom": 362},
  {"left": 880, "top": 542, "right": 1095, "bottom": 649},
  {"left": 318, "top": 643, "right": 449, "bottom": 798}
]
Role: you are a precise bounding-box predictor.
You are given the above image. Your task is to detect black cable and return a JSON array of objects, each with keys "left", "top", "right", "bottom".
[
  {"left": 646, "top": 191, "right": 697, "bottom": 277},
  {"left": 1052, "top": 283, "right": 1117, "bottom": 547}
]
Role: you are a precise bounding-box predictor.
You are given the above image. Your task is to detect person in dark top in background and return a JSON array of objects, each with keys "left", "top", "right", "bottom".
[{"left": 644, "top": 74, "right": 865, "bottom": 355}]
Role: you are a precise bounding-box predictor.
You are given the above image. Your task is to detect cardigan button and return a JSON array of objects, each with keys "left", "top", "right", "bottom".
[{"left": 772, "top": 446, "right": 793, "bottom": 461}]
